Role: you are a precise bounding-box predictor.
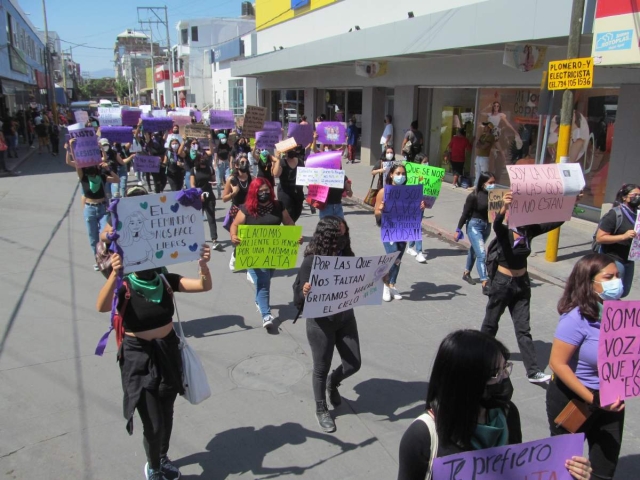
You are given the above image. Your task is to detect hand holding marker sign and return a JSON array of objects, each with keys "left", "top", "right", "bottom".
[
  {"left": 69, "top": 128, "right": 102, "bottom": 167},
  {"left": 234, "top": 225, "right": 302, "bottom": 271},
  {"left": 380, "top": 185, "right": 423, "bottom": 242},
  {"left": 404, "top": 162, "right": 445, "bottom": 208}
]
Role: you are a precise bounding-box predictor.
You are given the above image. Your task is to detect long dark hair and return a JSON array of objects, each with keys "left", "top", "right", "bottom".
[
  {"left": 614, "top": 183, "right": 640, "bottom": 207},
  {"left": 558, "top": 253, "right": 616, "bottom": 322},
  {"left": 385, "top": 164, "right": 406, "bottom": 185},
  {"left": 475, "top": 171, "right": 495, "bottom": 193},
  {"left": 304, "top": 216, "right": 354, "bottom": 257},
  {"left": 427, "top": 330, "right": 510, "bottom": 449}
]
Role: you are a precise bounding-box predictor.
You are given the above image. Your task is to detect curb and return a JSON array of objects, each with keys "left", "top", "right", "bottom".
[{"left": 8, "top": 148, "right": 37, "bottom": 172}]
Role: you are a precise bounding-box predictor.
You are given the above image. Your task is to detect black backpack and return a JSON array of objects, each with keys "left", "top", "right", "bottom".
[
  {"left": 591, "top": 207, "right": 622, "bottom": 253},
  {"left": 485, "top": 237, "right": 501, "bottom": 284}
]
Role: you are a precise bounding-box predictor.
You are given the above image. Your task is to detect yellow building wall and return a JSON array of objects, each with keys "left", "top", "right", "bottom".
[{"left": 256, "top": 0, "right": 338, "bottom": 30}]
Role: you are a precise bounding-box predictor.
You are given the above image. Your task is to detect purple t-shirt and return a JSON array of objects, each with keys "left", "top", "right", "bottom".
[{"left": 554, "top": 306, "right": 601, "bottom": 389}]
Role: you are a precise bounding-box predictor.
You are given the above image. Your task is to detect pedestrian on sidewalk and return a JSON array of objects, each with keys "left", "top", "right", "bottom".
[
  {"left": 473, "top": 122, "right": 495, "bottom": 188},
  {"left": 346, "top": 117, "right": 360, "bottom": 163},
  {"left": 456, "top": 171, "right": 496, "bottom": 289},
  {"left": 401, "top": 120, "right": 423, "bottom": 163},
  {"left": 296, "top": 216, "right": 361, "bottom": 433},
  {"left": 190, "top": 151, "right": 221, "bottom": 251},
  {"left": 49, "top": 122, "right": 60, "bottom": 156},
  {"left": 2, "top": 116, "right": 18, "bottom": 159},
  {"left": 0, "top": 130, "right": 7, "bottom": 173},
  {"left": 446, "top": 128, "right": 472, "bottom": 188},
  {"left": 380, "top": 114, "right": 393, "bottom": 153},
  {"left": 96, "top": 246, "right": 212, "bottom": 480}
]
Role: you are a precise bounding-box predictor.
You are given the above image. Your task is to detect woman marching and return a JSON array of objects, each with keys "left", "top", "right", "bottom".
[
  {"left": 222, "top": 152, "right": 253, "bottom": 271},
  {"left": 455, "top": 171, "right": 496, "bottom": 291},
  {"left": 96, "top": 246, "right": 212, "bottom": 480},
  {"left": 297, "top": 216, "right": 361, "bottom": 433},
  {"left": 190, "top": 149, "right": 221, "bottom": 250},
  {"left": 230, "top": 178, "right": 298, "bottom": 328},
  {"left": 272, "top": 147, "right": 305, "bottom": 222},
  {"left": 164, "top": 138, "right": 186, "bottom": 191},
  {"left": 546, "top": 254, "right": 626, "bottom": 480}
]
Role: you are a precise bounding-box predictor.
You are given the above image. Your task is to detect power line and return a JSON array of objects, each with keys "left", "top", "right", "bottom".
[{"left": 60, "top": 39, "right": 113, "bottom": 50}]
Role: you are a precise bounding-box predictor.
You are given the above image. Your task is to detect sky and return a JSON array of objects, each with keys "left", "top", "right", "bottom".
[{"left": 19, "top": 0, "right": 247, "bottom": 75}]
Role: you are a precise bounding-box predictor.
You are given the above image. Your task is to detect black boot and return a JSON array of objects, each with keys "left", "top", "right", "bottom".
[
  {"left": 327, "top": 374, "right": 342, "bottom": 407},
  {"left": 315, "top": 401, "right": 336, "bottom": 433}
]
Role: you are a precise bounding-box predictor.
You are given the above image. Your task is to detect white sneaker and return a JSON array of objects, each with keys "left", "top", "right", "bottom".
[
  {"left": 406, "top": 247, "right": 418, "bottom": 256},
  {"left": 262, "top": 315, "right": 274, "bottom": 328},
  {"left": 229, "top": 254, "right": 235, "bottom": 271},
  {"left": 247, "top": 271, "right": 254, "bottom": 284},
  {"left": 390, "top": 286, "right": 403, "bottom": 300},
  {"left": 211, "top": 241, "right": 221, "bottom": 250},
  {"left": 416, "top": 253, "right": 427, "bottom": 263},
  {"left": 383, "top": 285, "right": 392, "bottom": 302}
]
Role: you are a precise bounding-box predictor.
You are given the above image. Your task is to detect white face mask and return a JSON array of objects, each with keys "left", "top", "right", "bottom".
[
  {"left": 171, "top": 144, "right": 179, "bottom": 151},
  {"left": 221, "top": 138, "right": 227, "bottom": 144},
  {"left": 101, "top": 145, "right": 110, "bottom": 152},
  {"left": 324, "top": 147, "right": 330, "bottom": 152},
  {"left": 385, "top": 153, "right": 394, "bottom": 161}
]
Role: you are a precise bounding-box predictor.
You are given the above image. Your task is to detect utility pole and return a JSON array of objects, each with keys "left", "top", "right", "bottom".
[
  {"left": 41, "top": 0, "right": 58, "bottom": 124},
  {"left": 545, "top": 0, "right": 587, "bottom": 262},
  {"left": 163, "top": 6, "right": 174, "bottom": 107},
  {"left": 138, "top": 6, "right": 172, "bottom": 107}
]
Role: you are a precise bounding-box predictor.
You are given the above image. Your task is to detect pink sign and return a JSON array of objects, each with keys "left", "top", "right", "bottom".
[
  {"left": 305, "top": 151, "right": 342, "bottom": 169},
  {"left": 308, "top": 184, "right": 329, "bottom": 203},
  {"left": 598, "top": 300, "right": 640, "bottom": 406}
]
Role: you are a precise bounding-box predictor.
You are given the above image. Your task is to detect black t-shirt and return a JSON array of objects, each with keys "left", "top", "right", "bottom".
[
  {"left": 278, "top": 157, "right": 304, "bottom": 193},
  {"left": 457, "top": 190, "right": 489, "bottom": 229},
  {"left": 240, "top": 202, "right": 283, "bottom": 226},
  {"left": 118, "top": 273, "right": 182, "bottom": 333},
  {"left": 256, "top": 157, "right": 275, "bottom": 188},
  {"left": 80, "top": 172, "right": 108, "bottom": 200},
  {"left": 216, "top": 143, "right": 232, "bottom": 161},
  {"left": 193, "top": 165, "right": 214, "bottom": 194},
  {"left": 165, "top": 151, "right": 184, "bottom": 176},
  {"left": 105, "top": 148, "right": 119, "bottom": 171},
  {"left": 599, "top": 206, "right": 636, "bottom": 262},
  {"left": 229, "top": 175, "right": 252, "bottom": 206}
]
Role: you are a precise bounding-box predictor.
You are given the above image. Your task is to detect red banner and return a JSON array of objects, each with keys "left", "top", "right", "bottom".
[
  {"left": 35, "top": 70, "right": 47, "bottom": 88},
  {"left": 596, "top": 0, "right": 640, "bottom": 18},
  {"left": 155, "top": 70, "right": 169, "bottom": 82},
  {"left": 173, "top": 71, "right": 185, "bottom": 88}
]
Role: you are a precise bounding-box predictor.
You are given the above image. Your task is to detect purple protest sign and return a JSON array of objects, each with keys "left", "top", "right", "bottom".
[
  {"left": 308, "top": 185, "right": 329, "bottom": 203},
  {"left": 209, "top": 110, "right": 235, "bottom": 130},
  {"left": 100, "top": 126, "right": 134, "bottom": 145},
  {"left": 288, "top": 123, "right": 314, "bottom": 147},
  {"left": 141, "top": 115, "right": 174, "bottom": 132},
  {"left": 305, "top": 151, "right": 342, "bottom": 169},
  {"left": 133, "top": 155, "right": 161, "bottom": 173},
  {"left": 255, "top": 130, "right": 281, "bottom": 150},
  {"left": 316, "top": 122, "right": 347, "bottom": 145},
  {"left": 263, "top": 121, "right": 282, "bottom": 131},
  {"left": 380, "top": 185, "right": 423, "bottom": 242},
  {"left": 432, "top": 433, "right": 584, "bottom": 480},
  {"left": 598, "top": 300, "right": 640, "bottom": 406},
  {"left": 121, "top": 109, "right": 142, "bottom": 127},
  {"left": 194, "top": 110, "right": 202, "bottom": 123},
  {"left": 69, "top": 128, "right": 102, "bottom": 167}
]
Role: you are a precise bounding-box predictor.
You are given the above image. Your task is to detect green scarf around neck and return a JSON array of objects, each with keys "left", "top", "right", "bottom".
[
  {"left": 471, "top": 408, "right": 509, "bottom": 450},
  {"left": 87, "top": 174, "right": 102, "bottom": 193},
  {"left": 127, "top": 272, "right": 164, "bottom": 303}
]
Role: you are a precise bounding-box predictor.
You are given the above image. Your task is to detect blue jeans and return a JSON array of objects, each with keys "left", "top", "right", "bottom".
[
  {"left": 111, "top": 165, "right": 128, "bottom": 197},
  {"left": 184, "top": 169, "right": 192, "bottom": 189},
  {"left": 216, "top": 161, "right": 229, "bottom": 196},
  {"left": 614, "top": 260, "right": 635, "bottom": 298},
  {"left": 83, "top": 203, "right": 108, "bottom": 255},
  {"left": 408, "top": 210, "right": 425, "bottom": 252},
  {"left": 383, "top": 241, "right": 406, "bottom": 285},
  {"left": 319, "top": 203, "right": 344, "bottom": 219},
  {"left": 248, "top": 268, "right": 274, "bottom": 317},
  {"left": 466, "top": 218, "right": 492, "bottom": 281}
]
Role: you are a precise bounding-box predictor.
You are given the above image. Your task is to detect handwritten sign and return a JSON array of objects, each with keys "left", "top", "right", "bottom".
[
  {"left": 315, "top": 122, "right": 347, "bottom": 145},
  {"left": 152, "top": 109, "right": 167, "bottom": 118},
  {"left": 274, "top": 137, "right": 297, "bottom": 153},
  {"left": 74, "top": 110, "right": 89, "bottom": 125},
  {"left": 302, "top": 252, "right": 400, "bottom": 318},
  {"left": 305, "top": 151, "right": 342, "bottom": 169},
  {"left": 184, "top": 124, "right": 211, "bottom": 139},
  {"left": 255, "top": 130, "right": 282, "bottom": 150},
  {"left": 209, "top": 110, "right": 235, "bottom": 130},
  {"left": 235, "top": 225, "right": 302, "bottom": 271},
  {"left": 115, "top": 191, "right": 206, "bottom": 274},
  {"left": 308, "top": 184, "right": 329, "bottom": 203},
  {"left": 548, "top": 57, "right": 593, "bottom": 90},
  {"left": 432, "top": 433, "right": 585, "bottom": 480},
  {"left": 506, "top": 164, "right": 585, "bottom": 228},
  {"left": 242, "top": 106, "right": 267, "bottom": 138},
  {"left": 598, "top": 301, "right": 640, "bottom": 406},
  {"left": 69, "top": 128, "right": 102, "bottom": 167},
  {"left": 488, "top": 188, "right": 509, "bottom": 222},
  {"left": 100, "top": 126, "right": 133, "bottom": 145},
  {"left": 380, "top": 185, "right": 423, "bottom": 242},
  {"left": 141, "top": 116, "right": 174, "bottom": 132},
  {"left": 288, "top": 123, "right": 314, "bottom": 147},
  {"left": 98, "top": 107, "right": 122, "bottom": 126},
  {"left": 121, "top": 109, "right": 142, "bottom": 126},
  {"left": 263, "top": 121, "right": 282, "bottom": 131},
  {"left": 296, "top": 167, "right": 345, "bottom": 188},
  {"left": 139, "top": 105, "right": 152, "bottom": 114},
  {"left": 628, "top": 212, "right": 640, "bottom": 261},
  {"left": 133, "top": 155, "right": 161, "bottom": 173},
  {"left": 404, "top": 162, "right": 446, "bottom": 197}
]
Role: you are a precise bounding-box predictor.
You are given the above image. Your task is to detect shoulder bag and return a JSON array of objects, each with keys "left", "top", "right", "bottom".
[
  {"left": 364, "top": 173, "right": 381, "bottom": 207},
  {"left": 416, "top": 411, "right": 439, "bottom": 480}
]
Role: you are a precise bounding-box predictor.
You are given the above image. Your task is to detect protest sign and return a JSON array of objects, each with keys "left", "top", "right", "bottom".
[
  {"left": 288, "top": 123, "right": 314, "bottom": 147},
  {"left": 234, "top": 225, "right": 302, "bottom": 271},
  {"left": 175, "top": 107, "right": 191, "bottom": 116},
  {"left": 308, "top": 184, "right": 329, "bottom": 203},
  {"left": 305, "top": 151, "right": 342, "bottom": 169},
  {"left": 629, "top": 213, "right": 640, "bottom": 261},
  {"left": 404, "top": 162, "right": 446, "bottom": 198},
  {"left": 194, "top": 110, "right": 202, "bottom": 122},
  {"left": 315, "top": 122, "right": 347, "bottom": 144},
  {"left": 141, "top": 115, "right": 174, "bottom": 132},
  {"left": 255, "top": 129, "right": 282, "bottom": 150},
  {"left": 121, "top": 109, "right": 142, "bottom": 126},
  {"left": 74, "top": 110, "right": 89, "bottom": 125},
  {"left": 184, "top": 124, "right": 211, "bottom": 139},
  {"left": 506, "top": 164, "right": 585, "bottom": 228},
  {"left": 152, "top": 109, "right": 167, "bottom": 118},
  {"left": 263, "top": 121, "right": 282, "bottom": 131},
  {"left": 168, "top": 113, "right": 191, "bottom": 126},
  {"left": 432, "top": 433, "right": 584, "bottom": 480},
  {"left": 133, "top": 155, "right": 161, "bottom": 173},
  {"left": 99, "top": 126, "right": 133, "bottom": 145},
  {"left": 296, "top": 167, "right": 345, "bottom": 188},
  {"left": 380, "top": 185, "right": 423, "bottom": 242},
  {"left": 69, "top": 128, "right": 102, "bottom": 167},
  {"left": 139, "top": 105, "right": 152, "bottom": 114},
  {"left": 488, "top": 188, "right": 509, "bottom": 222},
  {"left": 98, "top": 107, "right": 122, "bottom": 126},
  {"left": 242, "top": 106, "right": 267, "bottom": 138},
  {"left": 598, "top": 300, "right": 640, "bottom": 406},
  {"left": 275, "top": 137, "right": 297, "bottom": 153},
  {"left": 116, "top": 192, "right": 206, "bottom": 274},
  {"left": 302, "top": 252, "right": 401, "bottom": 318},
  {"left": 209, "top": 110, "right": 235, "bottom": 130}
]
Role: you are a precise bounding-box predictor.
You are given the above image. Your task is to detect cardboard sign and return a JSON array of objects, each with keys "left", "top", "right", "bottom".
[
  {"left": 69, "top": 128, "right": 102, "bottom": 167},
  {"left": 184, "top": 124, "right": 211, "bottom": 139},
  {"left": 308, "top": 184, "right": 329, "bottom": 203},
  {"left": 234, "top": 225, "right": 302, "bottom": 271},
  {"left": 242, "top": 106, "right": 267, "bottom": 138},
  {"left": 288, "top": 123, "right": 314, "bottom": 147},
  {"left": 598, "top": 300, "right": 640, "bottom": 406},
  {"left": 380, "top": 185, "right": 423, "bottom": 242},
  {"left": 139, "top": 105, "right": 152, "bottom": 114},
  {"left": 209, "top": 110, "right": 235, "bottom": 130},
  {"left": 432, "top": 433, "right": 585, "bottom": 480},
  {"left": 628, "top": 212, "right": 640, "bottom": 261},
  {"left": 115, "top": 192, "right": 206, "bottom": 274},
  {"left": 302, "top": 252, "right": 400, "bottom": 318},
  {"left": 488, "top": 188, "right": 510, "bottom": 222},
  {"left": 296, "top": 167, "right": 345, "bottom": 188},
  {"left": 255, "top": 130, "right": 282, "bottom": 150},
  {"left": 274, "top": 137, "right": 297, "bottom": 153},
  {"left": 74, "top": 111, "right": 89, "bottom": 125},
  {"left": 100, "top": 126, "right": 133, "bottom": 145},
  {"left": 121, "top": 109, "right": 142, "bottom": 127},
  {"left": 305, "top": 151, "right": 342, "bottom": 169},
  {"left": 404, "top": 162, "right": 446, "bottom": 197},
  {"left": 133, "top": 155, "right": 161, "bottom": 173},
  {"left": 98, "top": 107, "right": 122, "bottom": 126},
  {"left": 315, "top": 121, "right": 347, "bottom": 145},
  {"left": 506, "top": 164, "right": 585, "bottom": 229}
]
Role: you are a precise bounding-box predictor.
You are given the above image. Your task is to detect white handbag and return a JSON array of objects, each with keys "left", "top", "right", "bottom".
[
  {"left": 160, "top": 275, "right": 211, "bottom": 405},
  {"left": 416, "top": 411, "right": 439, "bottom": 480}
]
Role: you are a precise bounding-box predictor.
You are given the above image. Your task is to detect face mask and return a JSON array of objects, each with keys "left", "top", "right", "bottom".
[
  {"left": 485, "top": 184, "right": 496, "bottom": 190},
  {"left": 258, "top": 192, "right": 270, "bottom": 203},
  {"left": 101, "top": 145, "right": 110, "bottom": 152},
  {"left": 385, "top": 153, "right": 394, "bottom": 161},
  {"left": 191, "top": 145, "right": 198, "bottom": 151},
  {"left": 393, "top": 175, "right": 406, "bottom": 185},
  {"left": 171, "top": 144, "right": 179, "bottom": 151},
  {"left": 629, "top": 197, "right": 640, "bottom": 208},
  {"left": 481, "top": 378, "right": 514, "bottom": 410},
  {"left": 221, "top": 138, "right": 227, "bottom": 144},
  {"left": 190, "top": 151, "right": 197, "bottom": 160},
  {"left": 595, "top": 278, "right": 624, "bottom": 301},
  {"left": 336, "top": 236, "right": 349, "bottom": 252},
  {"left": 173, "top": 130, "right": 179, "bottom": 134},
  {"left": 237, "top": 164, "right": 249, "bottom": 172},
  {"left": 324, "top": 147, "right": 330, "bottom": 152}
]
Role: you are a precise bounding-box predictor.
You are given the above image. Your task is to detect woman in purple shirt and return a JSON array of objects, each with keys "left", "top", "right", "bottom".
[{"left": 547, "top": 253, "right": 626, "bottom": 480}]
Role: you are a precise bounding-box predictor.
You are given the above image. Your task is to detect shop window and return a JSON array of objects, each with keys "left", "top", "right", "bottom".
[
  {"left": 229, "top": 79, "right": 244, "bottom": 116},
  {"left": 181, "top": 29, "right": 188, "bottom": 45},
  {"left": 6, "top": 13, "right": 12, "bottom": 45}
]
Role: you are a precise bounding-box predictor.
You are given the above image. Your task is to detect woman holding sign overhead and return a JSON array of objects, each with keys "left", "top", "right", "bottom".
[{"left": 546, "top": 254, "right": 625, "bottom": 480}]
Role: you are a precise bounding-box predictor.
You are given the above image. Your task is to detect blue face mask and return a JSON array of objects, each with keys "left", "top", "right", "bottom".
[
  {"left": 595, "top": 278, "right": 624, "bottom": 301},
  {"left": 485, "top": 184, "right": 496, "bottom": 190},
  {"left": 394, "top": 175, "right": 406, "bottom": 185}
]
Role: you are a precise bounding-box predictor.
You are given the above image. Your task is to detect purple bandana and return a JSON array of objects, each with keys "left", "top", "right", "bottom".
[{"left": 175, "top": 187, "right": 203, "bottom": 210}]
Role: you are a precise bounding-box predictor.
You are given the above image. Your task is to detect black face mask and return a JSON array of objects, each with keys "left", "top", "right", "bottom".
[
  {"left": 629, "top": 197, "right": 640, "bottom": 208},
  {"left": 336, "top": 235, "right": 349, "bottom": 252},
  {"left": 258, "top": 192, "right": 270, "bottom": 203},
  {"left": 480, "top": 378, "right": 514, "bottom": 410},
  {"left": 237, "top": 163, "right": 249, "bottom": 173},
  {"left": 135, "top": 269, "right": 157, "bottom": 281}
]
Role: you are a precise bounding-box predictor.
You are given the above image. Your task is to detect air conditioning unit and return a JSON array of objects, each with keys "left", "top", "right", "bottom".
[{"left": 241, "top": 1, "right": 255, "bottom": 17}]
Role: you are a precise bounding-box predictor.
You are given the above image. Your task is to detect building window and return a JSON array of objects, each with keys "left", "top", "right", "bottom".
[
  {"left": 191, "top": 26, "right": 198, "bottom": 43},
  {"left": 181, "top": 28, "right": 188, "bottom": 45},
  {"left": 6, "top": 13, "right": 12, "bottom": 45},
  {"left": 229, "top": 79, "right": 244, "bottom": 115}
]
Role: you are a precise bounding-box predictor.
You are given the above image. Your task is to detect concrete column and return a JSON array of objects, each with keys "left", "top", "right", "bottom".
[
  {"left": 304, "top": 88, "right": 315, "bottom": 123},
  {"left": 361, "top": 86, "right": 386, "bottom": 165},
  {"left": 392, "top": 86, "right": 419, "bottom": 154},
  {"left": 315, "top": 89, "right": 326, "bottom": 120}
]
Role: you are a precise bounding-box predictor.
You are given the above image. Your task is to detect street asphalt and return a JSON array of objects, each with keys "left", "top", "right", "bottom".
[{"left": 0, "top": 152, "right": 638, "bottom": 479}]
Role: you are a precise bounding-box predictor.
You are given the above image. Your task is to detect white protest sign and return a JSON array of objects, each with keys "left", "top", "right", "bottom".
[
  {"left": 302, "top": 253, "right": 400, "bottom": 318},
  {"left": 98, "top": 107, "right": 122, "bottom": 126},
  {"left": 152, "top": 109, "right": 168, "bottom": 118},
  {"left": 74, "top": 111, "right": 89, "bottom": 125},
  {"left": 115, "top": 192, "right": 206, "bottom": 274},
  {"left": 296, "top": 167, "right": 345, "bottom": 188},
  {"left": 559, "top": 163, "right": 586, "bottom": 196},
  {"left": 139, "top": 105, "right": 152, "bottom": 114}
]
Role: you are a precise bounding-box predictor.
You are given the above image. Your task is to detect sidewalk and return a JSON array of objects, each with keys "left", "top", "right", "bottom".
[{"left": 2, "top": 144, "right": 37, "bottom": 174}]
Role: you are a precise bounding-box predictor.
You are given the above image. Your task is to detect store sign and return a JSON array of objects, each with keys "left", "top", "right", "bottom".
[
  {"left": 9, "top": 45, "right": 29, "bottom": 75},
  {"left": 213, "top": 39, "right": 243, "bottom": 63},
  {"left": 173, "top": 71, "right": 185, "bottom": 88},
  {"left": 503, "top": 43, "right": 548, "bottom": 72},
  {"left": 291, "top": 0, "right": 310, "bottom": 8},
  {"left": 592, "top": 0, "right": 640, "bottom": 66},
  {"left": 155, "top": 67, "right": 169, "bottom": 83},
  {"left": 548, "top": 58, "right": 594, "bottom": 90}
]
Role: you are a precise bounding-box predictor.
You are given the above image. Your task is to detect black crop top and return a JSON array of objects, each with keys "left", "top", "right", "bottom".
[
  {"left": 278, "top": 157, "right": 304, "bottom": 193},
  {"left": 241, "top": 201, "right": 284, "bottom": 226},
  {"left": 80, "top": 172, "right": 108, "bottom": 200},
  {"left": 457, "top": 190, "right": 489, "bottom": 229},
  {"left": 118, "top": 273, "right": 182, "bottom": 333},
  {"left": 229, "top": 175, "right": 252, "bottom": 206}
]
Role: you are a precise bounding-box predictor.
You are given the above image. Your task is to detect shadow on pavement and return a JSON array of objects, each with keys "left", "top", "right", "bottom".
[
  {"left": 406, "top": 281, "right": 465, "bottom": 301},
  {"left": 175, "top": 423, "right": 373, "bottom": 479},
  {"left": 615, "top": 454, "right": 640, "bottom": 479},
  {"left": 509, "top": 340, "right": 553, "bottom": 372},
  {"left": 182, "top": 315, "right": 251, "bottom": 338}
]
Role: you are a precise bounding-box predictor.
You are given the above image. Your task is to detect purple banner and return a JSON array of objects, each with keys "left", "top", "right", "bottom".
[
  {"left": 209, "top": 110, "right": 235, "bottom": 130},
  {"left": 100, "top": 126, "right": 134, "bottom": 145},
  {"left": 316, "top": 122, "right": 347, "bottom": 145},
  {"left": 133, "top": 155, "right": 161, "bottom": 173},
  {"left": 141, "top": 115, "right": 174, "bottom": 132},
  {"left": 380, "top": 185, "right": 423, "bottom": 242},
  {"left": 288, "top": 123, "right": 314, "bottom": 147},
  {"left": 255, "top": 130, "right": 282, "bottom": 150},
  {"left": 69, "top": 128, "right": 102, "bottom": 168},
  {"left": 433, "top": 433, "right": 584, "bottom": 480},
  {"left": 263, "top": 121, "right": 282, "bottom": 131},
  {"left": 305, "top": 151, "right": 342, "bottom": 169},
  {"left": 121, "top": 109, "right": 142, "bottom": 127}
]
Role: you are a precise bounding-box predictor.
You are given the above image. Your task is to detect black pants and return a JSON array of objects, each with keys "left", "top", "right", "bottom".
[
  {"left": 137, "top": 389, "right": 178, "bottom": 469},
  {"left": 151, "top": 171, "right": 167, "bottom": 193},
  {"left": 203, "top": 193, "right": 217, "bottom": 241},
  {"left": 546, "top": 378, "right": 624, "bottom": 479},
  {"left": 480, "top": 271, "right": 539, "bottom": 375},
  {"left": 50, "top": 134, "right": 59, "bottom": 154},
  {"left": 278, "top": 187, "right": 304, "bottom": 222},
  {"left": 167, "top": 172, "right": 184, "bottom": 191},
  {"left": 306, "top": 313, "right": 361, "bottom": 403}
]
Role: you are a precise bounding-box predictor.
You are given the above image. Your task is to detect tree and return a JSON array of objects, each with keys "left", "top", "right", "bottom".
[{"left": 114, "top": 79, "right": 129, "bottom": 102}]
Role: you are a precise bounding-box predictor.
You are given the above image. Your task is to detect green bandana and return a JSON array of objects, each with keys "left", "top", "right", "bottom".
[
  {"left": 471, "top": 408, "right": 509, "bottom": 450},
  {"left": 127, "top": 273, "right": 164, "bottom": 303},
  {"left": 88, "top": 175, "right": 102, "bottom": 193}
]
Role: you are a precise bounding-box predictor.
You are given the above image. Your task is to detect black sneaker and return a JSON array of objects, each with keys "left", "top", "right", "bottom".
[
  {"left": 144, "top": 463, "right": 168, "bottom": 480},
  {"left": 160, "top": 456, "right": 181, "bottom": 480},
  {"left": 327, "top": 380, "right": 342, "bottom": 407},
  {"left": 315, "top": 401, "right": 336, "bottom": 433},
  {"left": 462, "top": 272, "right": 475, "bottom": 285}
]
